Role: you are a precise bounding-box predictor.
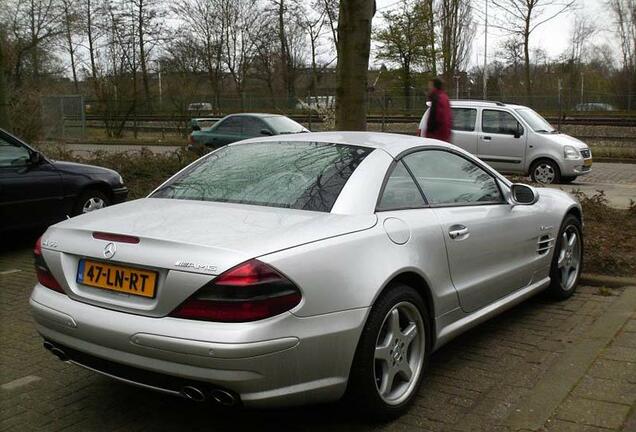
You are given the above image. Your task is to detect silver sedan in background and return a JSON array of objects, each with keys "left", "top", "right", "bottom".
[{"left": 30, "top": 132, "right": 583, "bottom": 419}]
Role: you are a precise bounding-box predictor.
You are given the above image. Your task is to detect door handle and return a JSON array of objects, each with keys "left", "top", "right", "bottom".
[
  {"left": 482, "top": 136, "right": 492, "bottom": 141},
  {"left": 448, "top": 225, "right": 469, "bottom": 239}
]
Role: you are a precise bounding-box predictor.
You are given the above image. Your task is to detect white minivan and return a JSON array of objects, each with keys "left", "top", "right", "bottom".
[{"left": 418, "top": 100, "right": 593, "bottom": 184}]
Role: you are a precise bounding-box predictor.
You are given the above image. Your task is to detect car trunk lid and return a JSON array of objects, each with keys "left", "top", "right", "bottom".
[{"left": 40, "top": 198, "right": 376, "bottom": 316}]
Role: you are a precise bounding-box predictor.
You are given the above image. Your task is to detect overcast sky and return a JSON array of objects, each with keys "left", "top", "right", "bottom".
[{"left": 374, "top": 0, "right": 612, "bottom": 68}]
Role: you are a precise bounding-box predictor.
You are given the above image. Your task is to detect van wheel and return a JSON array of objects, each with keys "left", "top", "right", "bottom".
[
  {"left": 346, "top": 283, "right": 429, "bottom": 420},
  {"left": 530, "top": 159, "right": 561, "bottom": 184}
]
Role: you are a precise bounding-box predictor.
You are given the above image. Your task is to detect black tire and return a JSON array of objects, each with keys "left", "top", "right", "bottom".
[
  {"left": 547, "top": 214, "right": 583, "bottom": 300},
  {"left": 73, "top": 189, "right": 110, "bottom": 216},
  {"left": 560, "top": 176, "right": 577, "bottom": 184},
  {"left": 530, "top": 159, "right": 561, "bottom": 184},
  {"left": 345, "top": 283, "right": 430, "bottom": 421}
]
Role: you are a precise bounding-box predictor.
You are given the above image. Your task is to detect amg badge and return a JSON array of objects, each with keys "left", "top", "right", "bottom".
[{"left": 174, "top": 261, "right": 217, "bottom": 273}]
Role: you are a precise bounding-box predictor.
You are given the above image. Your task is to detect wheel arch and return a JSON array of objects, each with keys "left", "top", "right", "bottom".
[
  {"left": 565, "top": 205, "right": 582, "bottom": 223},
  {"left": 78, "top": 181, "right": 114, "bottom": 201},
  {"left": 373, "top": 270, "right": 437, "bottom": 350},
  {"left": 528, "top": 155, "right": 563, "bottom": 176}
]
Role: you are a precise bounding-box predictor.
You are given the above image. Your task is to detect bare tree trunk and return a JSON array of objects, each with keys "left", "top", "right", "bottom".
[
  {"left": 63, "top": 3, "right": 79, "bottom": 92},
  {"left": 0, "top": 30, "right": 10, "bottom": 129},
  {"left": 138, "top": 0, "right": 152, "bottom": 111},
  {"left": 524, "top": 30, "right": 531, "bottom": 101},
  {"left": 30, "top": 0, "right": 40, "bottom": 85},
  {"left": 86, "top": 0, "right": 98, "bottom": 85},
  {"left": 428, "top": 0, "right": 437, "bottom": 75},
  {"left": 335, "top": 0, "right": 375, "bottom": 130}
]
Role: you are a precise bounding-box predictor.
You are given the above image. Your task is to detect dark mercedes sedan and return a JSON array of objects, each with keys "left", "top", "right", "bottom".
[{"left": 0, "top": 129, "right": 127, "bottom": 232}]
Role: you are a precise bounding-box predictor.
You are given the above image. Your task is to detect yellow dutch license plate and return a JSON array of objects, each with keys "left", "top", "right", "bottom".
[
  {"left": 584, "top": 158, "right": 593, "bottom": 166},
  {"left": 77, "top": 259, "right": 157, "bottom": 298}
]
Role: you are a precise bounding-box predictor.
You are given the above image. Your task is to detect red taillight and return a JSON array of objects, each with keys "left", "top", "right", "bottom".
[
  {"left": 169, "top": 259, "right": 301, "bottom": 322},
  {"left": 34, "top": 236, "right": 64, "bottom": 293},
  {"left": 188, "top": 134, "right": 195, "bottom": 145},
  {"left": 93, "top": 232, "right": 140, "bottom": 244}
]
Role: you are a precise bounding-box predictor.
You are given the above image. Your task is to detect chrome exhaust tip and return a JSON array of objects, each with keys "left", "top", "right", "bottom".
[
  {"left": 180, "top": 386, "right": 206, "bottom": 402},
  {"left": 43, "top": 341, "right": 68, "bottom": 361},
  {"left": 210, "top": 389, "right": 237, "bottom": 407},
  {"left": 50, "top": 348, "right": 68, "bottom": 361}
]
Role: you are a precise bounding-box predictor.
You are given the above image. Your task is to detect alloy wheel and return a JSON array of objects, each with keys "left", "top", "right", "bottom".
[
  {"left": 534, "top": 163, "right": 556, "bottom": 184},
  {"left": 557, "top": 225, "right": 581, "bottom": 291},
  {"left": 82, "top": 197, "right": 106, "bottom": 213},
  {"left": 374, "top": 301, "right": 426, "bottom": 405}
]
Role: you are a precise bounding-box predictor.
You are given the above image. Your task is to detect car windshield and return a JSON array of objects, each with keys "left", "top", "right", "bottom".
[
  {"left": 266, "top": 116, "right": 306, "bottom": 134},
  {"left": 150, "top": 141, "right": 372, "bottom": 212},
  {"left": 515, "top": 108, "right": 555, "bottom": 133}
]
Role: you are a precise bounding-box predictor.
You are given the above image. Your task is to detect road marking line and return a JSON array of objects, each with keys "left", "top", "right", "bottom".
[
  {"left": 1, "top": 375, "right": 41, "bottom": 391},
  {"left": 0, "top": 269, "right": 22, "bottom": 275}
]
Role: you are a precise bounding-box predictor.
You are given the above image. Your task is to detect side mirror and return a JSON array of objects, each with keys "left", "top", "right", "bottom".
[
  {"left": 509, "top": 183, "right": 538, "bottom": 205},
  {"left": 29, "top": 151, "right": 42, "bottom": 165},
  {"left": 191, "top": 124, "right": 201, "bottom": 131},
  {"left": 260, "top": 129, "right": 273, "bottom": 136},
  {"left": 513, "top": 123, "right": 523, "bottom": 139}
]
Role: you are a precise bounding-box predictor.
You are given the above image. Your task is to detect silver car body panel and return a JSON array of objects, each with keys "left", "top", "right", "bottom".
[{"left": 31, "top": 132, "right": 582, "bottom": 407}]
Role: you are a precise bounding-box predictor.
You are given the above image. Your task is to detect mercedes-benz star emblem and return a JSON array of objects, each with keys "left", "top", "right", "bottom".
[{"left": 103, "top": 242, "right": 117, "bottom": 259}]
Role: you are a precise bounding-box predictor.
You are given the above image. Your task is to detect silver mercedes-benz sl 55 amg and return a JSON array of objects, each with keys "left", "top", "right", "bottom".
[{"left": 30, "top": 132, "right": 583, "bottom": 418}]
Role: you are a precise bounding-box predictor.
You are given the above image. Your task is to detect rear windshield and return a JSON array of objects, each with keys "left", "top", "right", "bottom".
[{"left": 150, "top": 141, "right": 372, "bottom": 212}]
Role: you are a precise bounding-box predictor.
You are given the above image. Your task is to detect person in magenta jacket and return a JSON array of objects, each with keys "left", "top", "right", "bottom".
[{"left": 424, "top": 78, "right": 452, "bottom": 142}]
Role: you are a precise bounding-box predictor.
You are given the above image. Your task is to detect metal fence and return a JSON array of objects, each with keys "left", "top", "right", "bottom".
[{"left": 40, "top": 95, "right": 86, "bottom": 140}]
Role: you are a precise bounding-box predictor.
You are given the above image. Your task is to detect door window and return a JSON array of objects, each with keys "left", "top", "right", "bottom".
[
  {"left": 451, "top": 108, "right": 477, "bottom": 131},
  {"left": 377, "top": 161, "right": 426, "bottom": 210},
  {"left": 242, "top": 117, "right": 267, "bottom": 136},
  {"left": 402, "top": 150, "right": 503, "bottom": 206},
  {"left": 214, "top": 117, "right": 242, "bottom": 134},
  {"left": 0, "top": 136, "right": 30, "bottom": 167},
  {"left": 482, "top": 110, "right": 521, "bottom": 135}
]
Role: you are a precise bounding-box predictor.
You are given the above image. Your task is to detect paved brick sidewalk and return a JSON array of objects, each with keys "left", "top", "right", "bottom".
[
  {"left": 576, "top": 163, "right": 636, "bottom": 185},
  {"left": 1, "top": 246, "right": 634, "bottom": 432}
]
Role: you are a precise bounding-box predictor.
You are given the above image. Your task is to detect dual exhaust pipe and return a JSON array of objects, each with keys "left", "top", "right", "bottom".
[
  {"left": 42, "top": 341, "right": 239, "bottom": 407},
  {"left": 180, "top": 386, "right": 238, "bottom": 406}
]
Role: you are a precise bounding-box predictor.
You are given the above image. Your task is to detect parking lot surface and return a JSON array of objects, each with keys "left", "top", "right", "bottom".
[{"left": 1, "top": 243, "right": 635, "bottom": 432}]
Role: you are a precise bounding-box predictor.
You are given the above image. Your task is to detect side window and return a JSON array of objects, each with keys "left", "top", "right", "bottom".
[
  {"left": 482, "top": 110, "right": 521, "bottom": 135},
  {"left": 403, "top": 150, "right": 503, "bottom": 206},
  {"left": 215, "top": 117, "right": 242, "bottom": 134},
  {"left": 242, "top": 117, "right": 266, "bottom": 136},
  {"left": 0, "top": 136, "right": 30, "bottom": 168},
  {"left": 451, "top": 108, "right": 477, "bottom": 131},
  {"left": 377, "top": 161, "right": 426, "bottom": 210}
]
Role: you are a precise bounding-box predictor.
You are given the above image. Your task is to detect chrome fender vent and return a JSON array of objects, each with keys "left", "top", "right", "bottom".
[{"left": 537, "top": 235, "right": 554, "bottom": 255}]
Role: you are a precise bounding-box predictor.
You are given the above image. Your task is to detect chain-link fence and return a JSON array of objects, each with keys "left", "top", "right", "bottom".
[{"left": 41, "top": 95, "right": 86, "bottom": 140}]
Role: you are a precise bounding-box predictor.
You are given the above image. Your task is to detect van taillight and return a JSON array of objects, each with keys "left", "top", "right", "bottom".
[
  {"left": 169, "top": 259, "right": 301, "bottom": 322},
  {"left": 34, "top": 236, "right": 64, "bottom": 293}
]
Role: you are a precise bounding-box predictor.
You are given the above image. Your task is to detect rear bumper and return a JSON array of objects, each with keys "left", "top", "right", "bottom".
[
  {"left": 30, "top": 284, "right": 367, "bottom": 407},
  {"left": 111, "top": 186, "right": 128, "bottom": 204}
]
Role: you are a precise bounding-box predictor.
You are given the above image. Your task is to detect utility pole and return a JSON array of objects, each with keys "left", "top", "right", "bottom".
[
  {"left": 157, "top": 61, "right": 162, "bottom": 111},
  {"left": 580, "top": 72, "right": 584, "bottom": 106},
  {"left": 455, "top": 75, "right": 460, "bottom": 99},
  {"left": 483, "top": 0, "right": 488, "bottom": 100}
]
